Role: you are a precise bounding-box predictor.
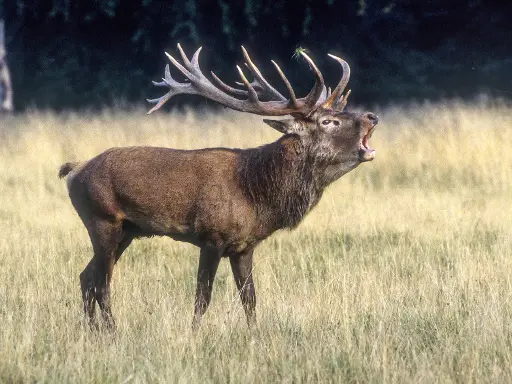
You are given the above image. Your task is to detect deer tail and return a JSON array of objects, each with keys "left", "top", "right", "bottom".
[{"left": 58, "top": 162, "right": 80, "bottom": 179}]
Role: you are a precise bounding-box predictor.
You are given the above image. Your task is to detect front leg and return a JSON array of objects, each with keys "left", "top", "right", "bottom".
[
  {"left": 192, "top": 246, "right": 222, "bottom": 331},
  {"left": 229, "top": 249, "right": 256, "bottom": 327}
]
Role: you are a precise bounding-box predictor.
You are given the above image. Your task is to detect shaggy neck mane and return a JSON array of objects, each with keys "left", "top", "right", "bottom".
[{"left": 237, "top": 135, "right": 324, "bottom": 230}]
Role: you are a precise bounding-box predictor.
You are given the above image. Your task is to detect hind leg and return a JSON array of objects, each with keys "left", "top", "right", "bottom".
[
  {"left": 80, "top": 258, "right": 98, "bottom": 325},
  {"left": 80, "top": 217, "right": 123, "bottom": 330}
]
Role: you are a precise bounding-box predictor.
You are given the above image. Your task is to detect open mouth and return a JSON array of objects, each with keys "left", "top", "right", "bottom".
[{"left": 359, "top": 126, "right": 376, "bottom": 162}]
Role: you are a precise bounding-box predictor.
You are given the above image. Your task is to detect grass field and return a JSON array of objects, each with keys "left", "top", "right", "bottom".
[{"left": 0, "top": 100, "right": 511, "bottom": 383}]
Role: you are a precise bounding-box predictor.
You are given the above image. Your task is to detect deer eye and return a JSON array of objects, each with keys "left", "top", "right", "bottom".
[
  {"left": 332, "top": 120, "right": 340, "bottom": 126},
  {"left": 322, "top": 120, "right": 331, "bottom": 125}
]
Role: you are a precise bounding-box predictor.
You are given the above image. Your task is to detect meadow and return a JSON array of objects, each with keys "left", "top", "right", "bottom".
[{"left": 0, "top": 100, "right": 511, "bottom": 383}]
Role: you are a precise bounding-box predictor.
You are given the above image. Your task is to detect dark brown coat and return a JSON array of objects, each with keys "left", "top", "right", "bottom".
[{"left": 60, "top": 110, "right": 378, "bottom": 330}]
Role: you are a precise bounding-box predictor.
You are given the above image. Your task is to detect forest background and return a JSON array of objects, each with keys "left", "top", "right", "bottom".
[{"left": 4, "top": 0, "right": 512, "bottom": 110}]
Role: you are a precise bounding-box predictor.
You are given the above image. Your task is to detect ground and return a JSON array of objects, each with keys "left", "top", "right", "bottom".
[{"left": 0, "top": 101, "right": 511, "bottom": 382}]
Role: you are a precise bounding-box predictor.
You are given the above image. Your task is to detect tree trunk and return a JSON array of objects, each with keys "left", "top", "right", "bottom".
[{"left": 0, "top": 20, "right": 13, "bottom": 112}]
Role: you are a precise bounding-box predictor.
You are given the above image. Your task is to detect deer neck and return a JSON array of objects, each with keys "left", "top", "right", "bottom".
[{"left": 237, "top": 135, "right": 325, "bottom": 230}]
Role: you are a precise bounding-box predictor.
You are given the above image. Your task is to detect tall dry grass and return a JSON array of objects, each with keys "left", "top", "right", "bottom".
[{"left": 0, "top": 101, "right": 511, "bottom": 382}]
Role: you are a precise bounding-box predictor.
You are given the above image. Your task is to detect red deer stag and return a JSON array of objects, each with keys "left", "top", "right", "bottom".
[{"left": 59, "top": 45, "right": 378, "bottom": 330}]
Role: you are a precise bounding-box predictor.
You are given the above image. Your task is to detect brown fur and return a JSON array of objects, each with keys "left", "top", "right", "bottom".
[{"left": 60, "top": 109, "right": 378, "bottom": 330}]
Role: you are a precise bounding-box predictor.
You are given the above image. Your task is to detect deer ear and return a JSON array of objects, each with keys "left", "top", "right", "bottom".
[{"left": 263, "top": 119, "right": 297, "bottom": 134}]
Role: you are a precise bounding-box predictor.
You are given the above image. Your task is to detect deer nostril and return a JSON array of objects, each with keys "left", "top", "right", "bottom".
[{"left": 365, "top": 113, "right": 379, "bottom": 125}]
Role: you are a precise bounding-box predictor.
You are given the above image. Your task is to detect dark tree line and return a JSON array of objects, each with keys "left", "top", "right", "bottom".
[
  {"left": 0, "top": 20, "right": 13, "bottom": 112},
  {"left": 4, "top": 0, "right": 512, "bottom": 110}
]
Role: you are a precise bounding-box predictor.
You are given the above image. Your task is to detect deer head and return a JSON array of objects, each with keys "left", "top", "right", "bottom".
[{"left": 147, "top": 45, "right": 378, "bottom": 185}]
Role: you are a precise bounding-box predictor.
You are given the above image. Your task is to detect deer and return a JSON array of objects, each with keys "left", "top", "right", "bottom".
[{"left": 59, "top": 44, "right": 379, "bottom": 331}]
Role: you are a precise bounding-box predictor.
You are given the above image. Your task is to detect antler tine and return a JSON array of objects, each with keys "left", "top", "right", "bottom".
[
  {"left": 147, "top": 65, "right": 181, "bottom": 114},
  {"left": 236, "top": 65, "right": 260, "bottom": 103},
  {"left": 211, "top": 71, "right": 248, "bottom": 97},
  {"left": 177, "top": 45, "right": 205, "bottom": 77},
  {"left": 271, "top": 60, "right": 298, "bottom": 108},
  {"left": 176, "top": 43, "right": 193, "bottom": 71},
  {"left": 151, "top": 64, "right": 173, "bottom": 87},
  {"left": 190, "top": 47, "right": 202, "bottom": 71},
  {"left": 165, "top": 51, "right": 193, "bottom": 79},
  {"left": 335, "top": 89, "right": 351, "bottom": 111},
  {"left": 321, "top": 54, "right": 350, "bottom": 110},
  {"left": 241, "top": 46, "right": 286, "bottom": 101},
  {"left": 300, "top": 51, "right": 326, "bottom": 108},
  {"left": 147, "top": 92, "right": 173, "bottom": 115},
  {"left": 235, "top": 78, "right": 270, "bottom": 99},
  {"left": 214, "top": 73, "right": 287, "bottom": 101}
]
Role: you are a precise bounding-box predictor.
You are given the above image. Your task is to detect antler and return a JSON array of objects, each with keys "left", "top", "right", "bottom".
[
  {"left": 147, "top": 45, "right": 351, "bottom": 116},
  {"left": 148, "top": 44, "right": 331, "bottom": 116},
  {"left": 319, "top": 54, "right": 351, "bottom": 111}
]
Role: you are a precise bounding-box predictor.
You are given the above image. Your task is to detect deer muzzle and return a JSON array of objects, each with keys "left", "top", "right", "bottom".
[{"left": 359, "top": 114, "right": 378, "bottom": 162}]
